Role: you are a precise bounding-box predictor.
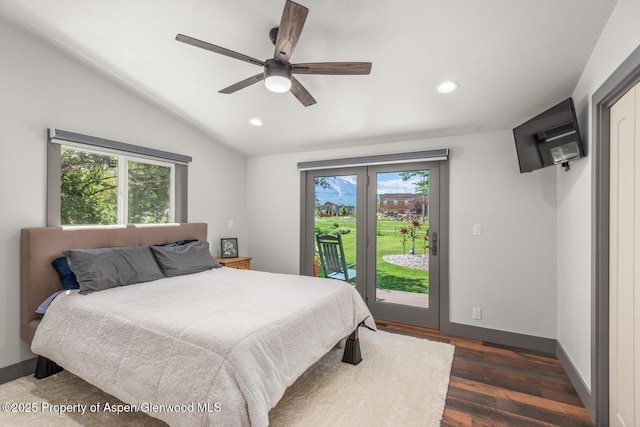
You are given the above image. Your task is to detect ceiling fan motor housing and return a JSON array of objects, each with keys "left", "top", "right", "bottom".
[{"left": 269, "top": 27, "right": 279, "bottom": 45}]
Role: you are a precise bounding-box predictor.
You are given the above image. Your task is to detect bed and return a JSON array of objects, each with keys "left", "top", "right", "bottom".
[{"left": 21, "top": 223, "right": 375, "bottom": 426}]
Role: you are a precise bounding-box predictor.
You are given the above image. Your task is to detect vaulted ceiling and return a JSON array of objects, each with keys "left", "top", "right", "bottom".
[{"left": 0, "top": 0, "right": 618, "bottom": 156}]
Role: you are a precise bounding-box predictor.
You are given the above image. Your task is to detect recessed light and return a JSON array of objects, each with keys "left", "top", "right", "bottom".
[
  {"left": 249, "top": 118, "right": 263, "bottom": 127},
  {"left": 436, "top": 80, "right": 459, "bottom": 94}
]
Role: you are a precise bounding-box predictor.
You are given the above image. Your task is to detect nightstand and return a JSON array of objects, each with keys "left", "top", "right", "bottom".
[{"left": 216, "top": 256, "right": 252, "bottom": 270}]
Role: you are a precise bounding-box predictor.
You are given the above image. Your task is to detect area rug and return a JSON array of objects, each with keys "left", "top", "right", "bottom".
[{"left": 0, "top": 329, "right": 454, "bottom": 426}]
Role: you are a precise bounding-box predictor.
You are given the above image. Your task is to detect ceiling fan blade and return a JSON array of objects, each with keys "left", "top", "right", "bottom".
[
  {"left": 176, "top": 34, "right": 265, "bottom": 67},
  {"left": 290, "top": 77, "right": 316, "bottom": 107},
  {"left": 292, "top": 62, "right": 372, "bottom": 75},
  {"left": 273, "top": 1, "right": 309, "bottom": 63},
  {"left": 219, "top": 73, "right": 265, "bottom": 94}
]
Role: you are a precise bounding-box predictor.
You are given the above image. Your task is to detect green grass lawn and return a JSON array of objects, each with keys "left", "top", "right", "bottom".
[{"left": 315, "top": 216, "right": 429, "bottom": 294}]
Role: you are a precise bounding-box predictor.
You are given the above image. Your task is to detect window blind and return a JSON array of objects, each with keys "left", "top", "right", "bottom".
[
  {"left": 49, "top": 129, "right": 192, "bottom": 165},
  {"left": 297, "top": 148, "right": 448, "bottom": 171}
]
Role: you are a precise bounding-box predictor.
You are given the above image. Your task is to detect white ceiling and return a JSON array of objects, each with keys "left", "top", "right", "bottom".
[{"left": 0, "top": 0, "right": 618, "bottom": 156}]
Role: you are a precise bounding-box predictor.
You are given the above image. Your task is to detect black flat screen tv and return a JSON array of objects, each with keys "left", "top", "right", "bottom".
[{"left": 513, "top": 98, "right": 584, "bottom": 173}]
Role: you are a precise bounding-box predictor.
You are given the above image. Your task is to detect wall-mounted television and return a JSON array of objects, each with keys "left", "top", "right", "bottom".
[{"left": 513, "top": 98, "right": 584, "bottom": 173}]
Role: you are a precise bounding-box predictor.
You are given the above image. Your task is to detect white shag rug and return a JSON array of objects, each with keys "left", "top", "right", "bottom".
[{"left": 0, "top": 329, "right": 454, "bottom": 426}]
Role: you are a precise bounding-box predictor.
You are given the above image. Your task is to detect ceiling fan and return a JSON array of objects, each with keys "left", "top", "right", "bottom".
[{"left": 175, "top": 0, "right": 372, "bottom": 107}]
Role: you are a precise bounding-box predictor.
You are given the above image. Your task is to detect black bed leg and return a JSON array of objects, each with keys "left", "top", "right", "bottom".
[
  {"left": 342, "top": 329, "right": 362, "bottom": 365},
  {"left": 34, "top": 356, "right": 63, "bottom": 379}
]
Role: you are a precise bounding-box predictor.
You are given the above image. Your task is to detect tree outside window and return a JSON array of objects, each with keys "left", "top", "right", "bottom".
[{"left": 128, "top": 160, "right": 171, "bottom": 224}]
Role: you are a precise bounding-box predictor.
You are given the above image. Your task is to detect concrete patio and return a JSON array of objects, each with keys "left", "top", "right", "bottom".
[{"left": 376, "top": 288, "right": 429, "bottom": 308}]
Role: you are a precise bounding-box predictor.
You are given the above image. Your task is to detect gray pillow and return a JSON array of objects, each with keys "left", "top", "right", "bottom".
[
  {"left": 150, "top": 241, "right": 221, "bottom": 277},
  {"left": 64, "top": 246, "right": 165, "bottom": 294}
]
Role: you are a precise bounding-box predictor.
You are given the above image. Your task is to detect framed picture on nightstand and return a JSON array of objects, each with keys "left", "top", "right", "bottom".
[{"left": 220, "top": 238, "right": 238, "bottom": 258}]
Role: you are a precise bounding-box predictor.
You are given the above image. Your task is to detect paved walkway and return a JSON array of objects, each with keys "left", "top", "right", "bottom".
[{"left": 376, "top": 288, "right": 429, "bottom": 308}]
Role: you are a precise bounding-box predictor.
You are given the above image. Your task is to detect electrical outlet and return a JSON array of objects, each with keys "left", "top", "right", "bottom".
[{"left": 472, "top": 307, "right": 482, "bottom": 320}]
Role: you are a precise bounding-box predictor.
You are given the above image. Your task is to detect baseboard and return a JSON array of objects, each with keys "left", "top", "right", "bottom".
[
  {"left": 441, "top": 321, "right": 557, "bottom": 355},
  {"left": 557, "top": 342, "right": 594, "bottom": 423},
  {"left": 0, "top": 357, "right": 37, "bottom": 385}
]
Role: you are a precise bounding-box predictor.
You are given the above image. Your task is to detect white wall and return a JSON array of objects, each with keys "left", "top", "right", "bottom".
[
  {"left": 558, "top": 0, "right": 640, "bottom": 391},
  {"left": 0, "top": 17, "right": 248, "bottom": 370},
  {"left": 6, "top": 0, "right": 633, "bottom": 388},
  {"left": 247, "top": 130, "right": 558, "bottom": 338}
]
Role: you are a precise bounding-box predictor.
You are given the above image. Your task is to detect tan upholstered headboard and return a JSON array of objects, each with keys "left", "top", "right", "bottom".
[{"left": 20, "top": 223, "right": 208, "bottom": 342}]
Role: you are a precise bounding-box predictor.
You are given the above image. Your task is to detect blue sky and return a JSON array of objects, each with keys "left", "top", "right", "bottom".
[
  {"left": 375, "top": 172, "right": 420, "bottom": 194},
  {"left": 338, "top": 172, "right": 422, "bottom": 194},
  {"left": 315, "top": 172, "right": 426, "bottom": 206}
]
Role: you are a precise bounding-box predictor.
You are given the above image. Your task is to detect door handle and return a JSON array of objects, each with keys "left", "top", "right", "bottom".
[{"left": 431, "top": 232, "right": 437, "bottom": 256}]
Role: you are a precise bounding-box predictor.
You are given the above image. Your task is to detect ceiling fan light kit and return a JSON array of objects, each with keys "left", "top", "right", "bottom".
[
  {"left": 176, "top": 0, "right": 372, "bottom": 106},
  {"left": 264, "top": 59, "right": 293, "bottom": 93}
]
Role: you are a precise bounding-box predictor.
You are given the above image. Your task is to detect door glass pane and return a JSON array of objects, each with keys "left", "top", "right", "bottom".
[
  {"left": 313, "top": 175, "right": 357, "bottom": 284},
  {"left": 128, "top": 160, "right": 172, "bottom": 224},
  {"left": 376, "top": 170, "right": 429, "bottom": 307}
]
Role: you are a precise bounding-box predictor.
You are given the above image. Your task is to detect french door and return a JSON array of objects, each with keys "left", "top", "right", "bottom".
[
  {"left": 366, "top": 164, "right": 441, "bottom": 328},
  {"left": 302, "top": 162, "right": 443, "bottom": 329},
  {"left": 302, "top": 167, "right": 366, "bottom": 298}
]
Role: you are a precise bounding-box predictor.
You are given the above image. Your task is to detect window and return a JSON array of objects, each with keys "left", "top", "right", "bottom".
[
  {"left": 48, "top": 129, "right": 190, "bottom": 226},
  {"left": 60, "top": 147, "right": 118, "bottom": 225},
  {"left": 60, "top": 147, "right": 174, "bottom": 225},
  {"left": 126, "top": 158, "right": 173, "bottom": 224}
]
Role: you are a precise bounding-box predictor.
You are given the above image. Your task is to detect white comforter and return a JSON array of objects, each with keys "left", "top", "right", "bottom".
[{"left": 31, "top": 267, "right": 375, "bottom": 426}]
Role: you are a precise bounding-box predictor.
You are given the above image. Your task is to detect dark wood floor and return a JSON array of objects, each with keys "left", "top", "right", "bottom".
[{"left": 376, "top": 321, "right": 594, "bottom": 427}]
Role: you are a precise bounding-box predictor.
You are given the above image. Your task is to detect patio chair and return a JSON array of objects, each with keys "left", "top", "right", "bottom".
[{"left": 315, "top": 233, "right": 356, "bottom": 284}]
